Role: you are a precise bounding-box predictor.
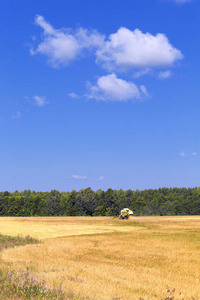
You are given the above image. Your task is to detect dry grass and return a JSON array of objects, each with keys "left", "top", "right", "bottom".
[
  {"left": 0, "top": 217, "right": 143, "bottom": 239},
  {"left": 0, "top": 235, "right": 67, "bottom": 299},
  {"left": 1, "top": 216, "right": 200, "bottom": 299}
]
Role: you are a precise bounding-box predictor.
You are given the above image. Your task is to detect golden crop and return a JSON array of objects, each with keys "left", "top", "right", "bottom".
[{"left": 1, "top": 216, "right": 200, "bottom": 299}]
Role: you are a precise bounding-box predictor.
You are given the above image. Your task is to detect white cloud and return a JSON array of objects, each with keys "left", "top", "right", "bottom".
[
  {"left": 180, "top": 151, "right": 186, "bottom": 157},
  {"left": 192, "top": 152, "right": 197, "bottom": 156},
  {"left": 163, "top": 0, "right": 192, "bottom": 4},
  {"left": 33, "top": 95, "right": 48, "bottom": 107},
  {"left": 140, "top": 85, "right": 149, "bottom": 97},
  {"left": 87, "top": 73, "right": 146, "bottom": 101},
  {"left": 96, "top": 28, "right": 183, "bottom": 71},
  {"left": 12, "top": 111, "right": 22, "bottom": 118},
  {"left": 96, "top": 176, "right": 104, "bottom": 181},
  {"left": 31, "top": 16, "right": 183, "bottom": 101},
  {"left": 133, "top": 69, "right": 151, "bottom": 78},
  {"left": 158, "top": 70, "right": 172, "bottom": 79},
  {"left": 172, "top": 0, "right": 192, "bottom": 3},
  {"left": 32, "top": 15, "right": 104, "bottom": 68},
  {"left": 68, "top": 92, "right": 80, "bottom": 99},
  {"left": 32, "top": 16, "right": 183, "bottom": 73},
  {"left": 72, "top": 174, "right": 87, "bottom": 180}
]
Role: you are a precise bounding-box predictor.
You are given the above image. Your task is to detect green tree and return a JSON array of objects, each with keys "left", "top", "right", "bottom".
[{"left": 45, "top": 190, "right": 61, "bottom": 216}]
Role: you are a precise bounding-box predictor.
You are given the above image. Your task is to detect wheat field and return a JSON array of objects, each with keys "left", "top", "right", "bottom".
[{"left": 1, "top": 216, "right": 200, "bottom": 299}]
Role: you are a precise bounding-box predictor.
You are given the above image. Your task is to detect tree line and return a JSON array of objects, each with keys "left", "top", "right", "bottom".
[{"left": 0, "top": 186, "right": 200, "bottom": 217}]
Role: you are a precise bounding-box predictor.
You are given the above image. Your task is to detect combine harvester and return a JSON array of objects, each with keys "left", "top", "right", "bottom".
[{"left": 119, "top": 208, "right": 133, "bottom": 219}]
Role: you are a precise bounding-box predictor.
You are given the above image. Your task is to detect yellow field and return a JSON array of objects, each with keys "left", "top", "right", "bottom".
[{"left": 1, "top": 216, "right": 200, "bottom": 299}]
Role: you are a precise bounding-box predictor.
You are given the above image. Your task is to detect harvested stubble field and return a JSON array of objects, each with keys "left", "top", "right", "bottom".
[{"left": 0, "top": 216, "right": 200, "bottom": 299}]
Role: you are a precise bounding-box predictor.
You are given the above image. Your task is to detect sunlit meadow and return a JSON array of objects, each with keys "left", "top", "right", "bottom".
[{"left": 0, "top": 216, "right": 200, "bottom": 299}]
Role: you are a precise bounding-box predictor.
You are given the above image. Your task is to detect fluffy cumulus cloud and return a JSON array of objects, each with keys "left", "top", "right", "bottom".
[
  {"left": 31, "top": 15, "right": 104, "bottom": 67},
  {"left": 32, "top": 16, "right": 183, "bottom": 71},
  {"left": 96, "top": 28, "right": 183, "bottom": 71},
  {"left": 87, "top": 73, "right": 146, "bottom": 101},
  {"left": 31, "top": 16, "right": 184, "bottom": 102}
]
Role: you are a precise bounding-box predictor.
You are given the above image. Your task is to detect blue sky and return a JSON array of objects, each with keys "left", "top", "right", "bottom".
[{"left": 1, "top": 0, "right": 200, "bottom": 192}]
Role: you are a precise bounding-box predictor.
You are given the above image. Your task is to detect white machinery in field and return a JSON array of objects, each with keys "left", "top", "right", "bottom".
[{"left": 119, "top": 208, "right": 133, "bottom": 219}]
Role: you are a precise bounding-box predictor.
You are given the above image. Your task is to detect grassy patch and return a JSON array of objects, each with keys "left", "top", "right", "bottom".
[
  {"left": 0, "top": 234, "right": 40, "bottom": 252},
  {"left": 0, "top": 268, "right": 67, "bottom": 299},
  {"left": 0, "top": 234, "right": 80, "bottom": 299}
]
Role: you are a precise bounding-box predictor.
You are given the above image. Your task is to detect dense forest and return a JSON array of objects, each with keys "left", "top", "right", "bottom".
[{"left": 0, "top": 187, "right": 200, "bottom": 217}]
